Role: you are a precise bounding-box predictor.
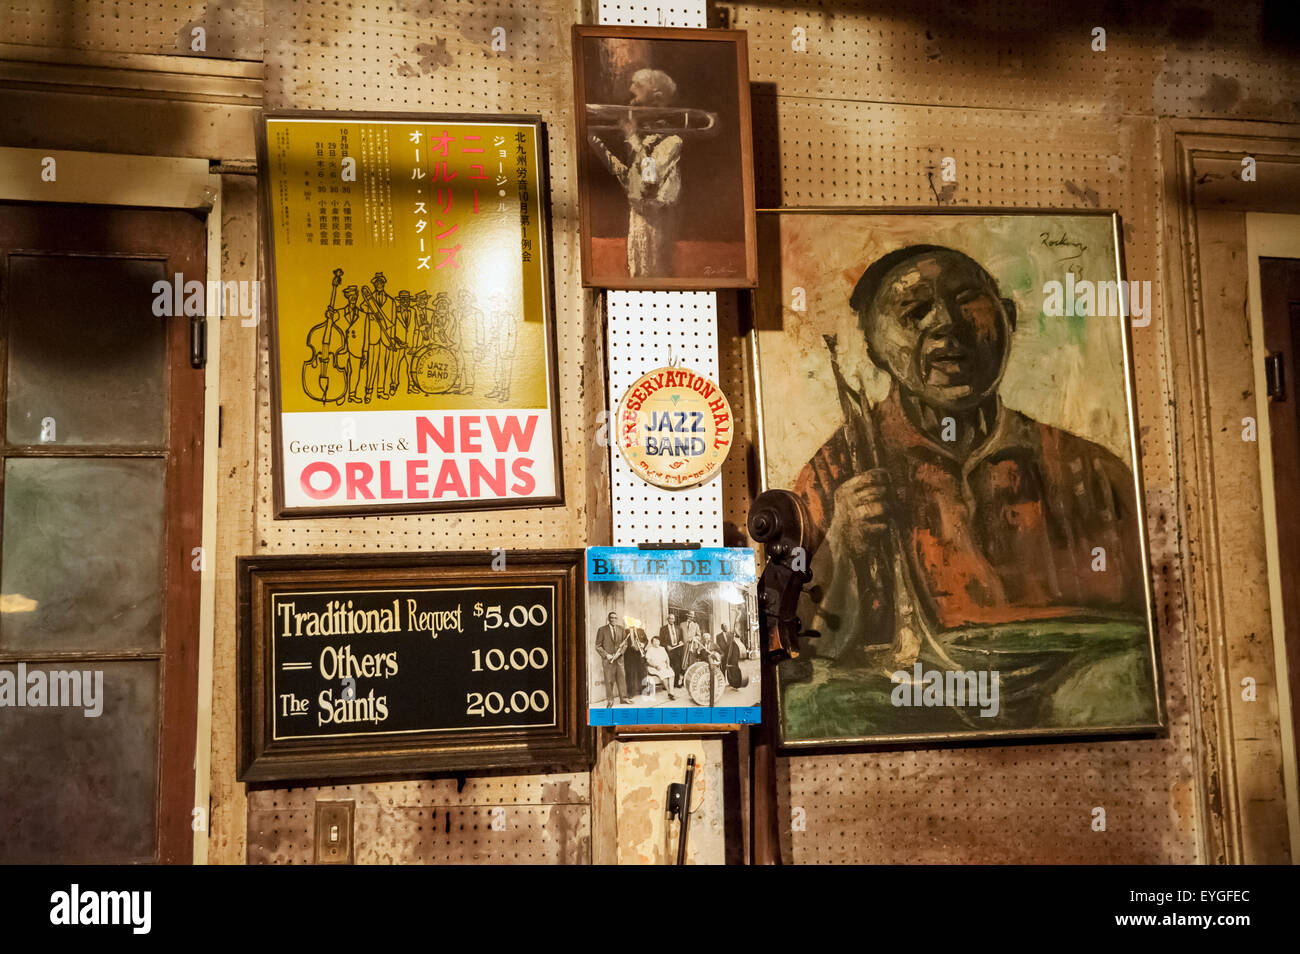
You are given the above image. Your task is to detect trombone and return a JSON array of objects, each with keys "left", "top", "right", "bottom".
[{"left": 585, "top": 103, "right": 719, "bottom": 137}]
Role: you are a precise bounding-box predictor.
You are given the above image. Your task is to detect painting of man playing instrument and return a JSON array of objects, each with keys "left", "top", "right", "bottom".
[
  {"left": 571, "top": 25, "right": 757, "bottom": 289},
  {"left": 752, "top": 210, "right": 1163, "bottom": 746}
]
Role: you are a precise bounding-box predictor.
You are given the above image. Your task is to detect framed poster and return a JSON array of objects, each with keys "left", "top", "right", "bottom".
[
  {"left": 571, "top": 26, "right": 757, "bottom": 290},
  {"left": 751, "top": 208, "right": 1164, "bottom": 748},
  {"left": 237, "top": 550, "right": 591, "bottom": 781},
  {"left": 259, "top": 110, "right": 564, "bottom": 517},
  {"left": 585, "top": 547, "right": 761, "bottom": 727}
]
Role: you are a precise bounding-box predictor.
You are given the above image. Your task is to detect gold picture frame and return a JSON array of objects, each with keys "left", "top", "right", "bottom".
[
  {"left": 258, "top": 110, "right": 565, "bottom": 517},
  {"left": 748, "top": 207, "right": 1165, "bottom": 748}
]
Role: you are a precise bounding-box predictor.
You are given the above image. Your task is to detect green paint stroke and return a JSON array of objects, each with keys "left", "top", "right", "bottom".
[
  {"left": 1066, "top": 292, "right": 1087, "bottom": 346},
  {"left": 780, "top": 616, "right": 1157, "bottom": 742}
]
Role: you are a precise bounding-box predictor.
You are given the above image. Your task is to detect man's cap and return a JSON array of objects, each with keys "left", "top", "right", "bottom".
[
  {"left": 848, "top": 244, "right": 1011, "bottom": 342},
  {"left": 849, "top": 244, "right": 1001, "bottom": 316},
  {"left": 849, "top": 245, "right": 951, "bottom": 317}
]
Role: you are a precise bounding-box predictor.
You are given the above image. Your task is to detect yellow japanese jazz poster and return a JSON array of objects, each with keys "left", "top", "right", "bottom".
[{"left": 261, "top": 112, "right": 562, "bottom": 515}]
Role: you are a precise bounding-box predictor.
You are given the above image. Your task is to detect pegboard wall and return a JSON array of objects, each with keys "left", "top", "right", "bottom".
[
  {"left": 718, "top": 0, "right": 1298, "bottom": 124},
  {"left": 246, "top": 774, "right": 590, "bottom": 863},
  {"left": 6, "top": 0, "right": 1297, "bottom": 864},
  {"left": 0, "top": 0, "right": 263, "bottom": 61},
  {"left": 248, "top": 0, "right": 601, "bottom": 865},
  {"left": 257, "top": 0, "right": 590, "bottom": 555},
  {"left": 597, "top": 1, "right": 705, "bottom": 28},
  {"left": 712, "top": 0, "right": 1278, "bottom": 865}
]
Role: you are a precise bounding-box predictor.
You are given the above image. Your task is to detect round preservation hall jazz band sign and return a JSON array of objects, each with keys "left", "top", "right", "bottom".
[{"left": 616, "top": 366, "right": 733, "bottom": 489}]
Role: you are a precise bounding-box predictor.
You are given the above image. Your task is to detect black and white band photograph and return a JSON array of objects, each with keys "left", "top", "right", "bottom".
[{"left": 586, "top": 548, "right": 760, "bottom": 724}]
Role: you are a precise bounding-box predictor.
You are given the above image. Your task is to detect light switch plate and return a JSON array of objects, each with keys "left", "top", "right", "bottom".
[{"left": 314, "top": 800, "right": 355, "bottom": 864}]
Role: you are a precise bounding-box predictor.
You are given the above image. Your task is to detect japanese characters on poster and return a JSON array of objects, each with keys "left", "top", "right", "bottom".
[
  {"left": 262, "top": 113, "right": 562, "bottom": 515},
  {"left": 586, "top": 547, "right": 761, "bottom": 727}
]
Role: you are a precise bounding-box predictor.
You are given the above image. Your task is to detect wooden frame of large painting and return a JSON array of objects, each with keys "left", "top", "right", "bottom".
[{"left": 749, "top": 208, "right": 1165, "bottom": 748}]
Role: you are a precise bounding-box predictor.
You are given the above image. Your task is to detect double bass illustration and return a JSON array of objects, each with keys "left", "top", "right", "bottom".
[{"left": 302, "top": 268, "right": 348, "bottom": 403}]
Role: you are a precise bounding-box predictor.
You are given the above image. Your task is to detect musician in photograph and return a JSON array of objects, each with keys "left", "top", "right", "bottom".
[
  {"left": 643, "top": 637, "right": 677, "bottom": 700},
  {"left": 791, "top": 244, "right": 1153, "bottom": 725},
  {"left": 726, "top": 625, "right": 751, "bottom": 687},
  {"left": 689, "top": 630, "right": 719, "bottom": 669},
  {"left": 623, "top": 617, "right": 649, "bottom": 698},
  {"left": 587, "top": 67, "right": 684, "bottom": 278},
  {"left": 678, "top": 611, "right": 702, "bottom": 666},
  {"left": 659, "top": 611, "right": 685, "bottom": 687},
  {"left": 595, "top": 612, "right": 629, "bottom": 706},
  {"left": 714, "top": 621, "right": 733, "bottom": 659}
]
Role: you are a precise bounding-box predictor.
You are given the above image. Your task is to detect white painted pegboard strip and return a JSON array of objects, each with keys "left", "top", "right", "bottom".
[
  {"left": 607, "top": 291, "right": 723, "bottom": 546},
  {"left": 597, "top": 0, "right": 720, "bottom": 547},
  {"left": 596, "top": 1, "right": 706, "bottom": 29}
]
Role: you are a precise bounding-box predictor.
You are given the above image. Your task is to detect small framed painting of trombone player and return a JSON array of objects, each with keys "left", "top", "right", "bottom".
[
  {"left": 750, "top": 208, "right": 1164, "bottom": 747},
  {"left": 259, "top": 111, "right": 564, "bottom": 517},
  {"left": 571, "top": 26, "right": 757, "bottom": 289}
]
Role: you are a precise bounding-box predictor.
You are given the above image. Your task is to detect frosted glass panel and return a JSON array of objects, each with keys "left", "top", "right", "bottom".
[
  {"left": 6, "top": 254, "right": 167, "bottom": 445},
  {"left": 1, "top": 457, "right": 163, "bottom": 651},
  {"left": 0, "top": 661, "right": 158, "bottom": 862}
]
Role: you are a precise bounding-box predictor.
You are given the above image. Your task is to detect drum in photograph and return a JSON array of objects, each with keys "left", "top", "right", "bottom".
[
  {"left": 412, "top": 345, "right": 459, "bottom": 394},
  {"left": 684, "top": 661, "right": 727, "bottom": 707}
]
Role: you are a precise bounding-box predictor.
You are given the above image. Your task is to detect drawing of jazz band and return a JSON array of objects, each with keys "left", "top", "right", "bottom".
[{"left": 300, "top": 268, "right": 519, "bottom": 406}]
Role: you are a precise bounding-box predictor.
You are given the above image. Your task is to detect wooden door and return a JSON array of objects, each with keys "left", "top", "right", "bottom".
[
  {"left": 0, "top": 202, "right": 205, "bottom": 863},
  {"left": 1261, "top": 256, "right": 1300, "bottom": 774}
]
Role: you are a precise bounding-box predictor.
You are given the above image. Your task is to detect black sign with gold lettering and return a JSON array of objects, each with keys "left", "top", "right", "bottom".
[{"left": 238, "top": 550, "right": 590, "bottom": 782}]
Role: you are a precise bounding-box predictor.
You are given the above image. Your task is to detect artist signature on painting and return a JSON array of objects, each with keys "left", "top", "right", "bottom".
[
  {"left": 1040, "top": 230, "right": 1087, "bottom": 262},
  {"left": 701, "top": 265, "right": 737, "bottom": 276}
]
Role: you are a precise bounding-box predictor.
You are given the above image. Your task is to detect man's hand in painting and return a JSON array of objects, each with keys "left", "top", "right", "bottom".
[{"left": 827, "top": 467, "right": 894, "bottom": 557}]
